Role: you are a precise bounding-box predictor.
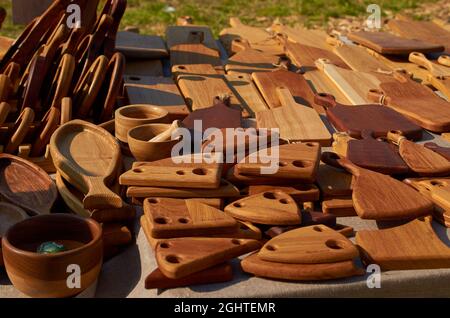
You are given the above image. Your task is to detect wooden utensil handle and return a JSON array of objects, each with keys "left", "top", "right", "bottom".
[
  {"left": 367, "top": 89, "right": 386, "bottom": 104},
  {"left": 84, "top": 177, "right": 123, "bottom": 210},
  {"left": 314, "top": 93, "right": 337, "bottom": 108},
  {"left": 149, "top": 120, "right": 182, "bottom": 142},
  {"left": 321, "top": 152, "right": 360, "bottom": 176},
  {"left": 326, "top": 34, "right": 343, "bottom": 47},
  {"left": 31, "top": 107, "right": 61, "bottom": 157},
  {"left": 231, "top": 38, "right": 251, "bottom": 52},
  {"left": 0, "top": 102, "right": 11, "bottom": 125},
  {"left": 409, "top": 52, "right": 431, "bottom": 70},
  {"left": 5, "top": 107, "right": 35, "bottom": 154},
  {"left": 60, "top": 97, "right": 72, "bottom": 124},
  {"left": 386, "top": 130, "right": 406, "bottom": 145},
  {"left": 438, "top": 55, "right": 450, "bottom": 67}
]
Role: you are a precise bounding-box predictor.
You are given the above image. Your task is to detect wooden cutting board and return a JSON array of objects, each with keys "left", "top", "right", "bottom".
[
  {"left": 155, "top": 237, "right": 261, "bottom": 278},
  {"left": 0, "top": 154, "right": 57, "bottom": 216},
  {"left": 120, "top": 155, "right": 223, "bottom": 189},
  {"left": 177, "top": 73, "right": 241, "bottom": 111},
  {"left": 256, "top": 88, "right": 332, "bottom": 145},
  {"left": 316, "top": 163, "right": 353, "bottom": 199},
  {"left": 248, "top": 184, "right": 320, "bottom": 203},
  {"left": 427, "top": 76, "right": 450, "bottom": 101},
  {"left": 356, "top": 216, "right": 450, "bottom": 270},
  {"left": 170, "top": 43, "right": 222, "bottom": 68},
  {"left": 219, "top": 18, "right": 283, "bottom": 56},
  {"left": 225, "top": 191, "right": 300, "bottom": 225},
  {"left": 225, "top": 49, "right": 279, "bottom": 75},
  {"left": 236, "top": 142, "right": 321, "bottom": 182},
  {"left": 347, "top": 31, "right": 445, "bottom": 55},
  {"left": 252, "top": 69, "right": 324, "bottom": 113},
  {"left": 271, "top": 23, "right": 331, "bottom": 51},
  {"left": 388, "top": 19, "right": 450, "bottom": 55},
  {"left": 115, "top": 31, "right": 168, "bottom": 59},
  {"left": 143, "top": 197, "right": 237, "bottom": 238},
  {"left": 241, "top": 253, "right": 364, "bottom": 281},
  {"left": 258, "top": 225, "right": 358, "bottom": 264},
  {"left": 424, "top": 143, "right": 450, "bottom": 161},
  {"left": 124, "top": 76, "right": 190, "bottom": 120},
  {"left": 315, "top": 93, "right": 423, "bottom": 140},
  {"left": 224, "top": 73, "right": 269, "bottom": 116},
  {"left": 127, "top": 179, "right": 240, "bottom": 199},
  {"left": 344, "top": 131, "right": 409, "bottom": 175},
  {"left": 285, "top": 41, "right": 350, "bottom": 72},
  {"left": 371, "top": 72, "right": 450, "bottom": 132},
  {"left": 172, "top": 64, "right": 220, "bottom": 76},
  {"left": 327, "top": 36, "right": 393, "bottom": 73},
  {"left": 404, "top": 178, "right": 450, "bottom": 210},
  {"left": 322, "top": 198, "right": 357, "bottom": 217},
  {"left": 321, "top": 152, "right": 433, "bottom": 220},
  {"left": 387, "top": 131, "right": 450, "bottom": 176},
  {"left": 166, "top": 25, "right": 219, "bottom": 51},
  {"left": 50, "top": 120, "right": 123, "bottom": 210},
  {"left": 302, "top": 68, "right": 352, "bottom": 105},
  {"left": 145, "top": 263, "right": 233, "bottom": 290},
  {"left": 315, "top": 59, "right": 386, "bottom": 105},
  {"left": 408, "top": 52, "right": 450, "bottom": 78}
]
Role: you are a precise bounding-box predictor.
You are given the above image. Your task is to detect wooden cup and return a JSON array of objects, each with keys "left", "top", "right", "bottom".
[
  {"left": 115, "top": 105, "right": 169, "bottom": 143},
  {"left": 127, "top": 123, "right": 181, "bottom": 162},
  {"left": 2, "top": 214, "right": 103, "bottom": 298}
]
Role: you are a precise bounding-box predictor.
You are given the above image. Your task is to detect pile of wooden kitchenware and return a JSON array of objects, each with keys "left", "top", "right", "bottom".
[{"left": 2, "top": 0, "right": 450, "bottom": 297}]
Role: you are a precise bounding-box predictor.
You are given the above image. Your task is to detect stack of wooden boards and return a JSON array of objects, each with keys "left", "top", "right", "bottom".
[
  {"left": 111, "top": 16, "right": 450, "bottom": 290},
  {"left": 0, "top": 0, "right": 127, "bottom": 173}
]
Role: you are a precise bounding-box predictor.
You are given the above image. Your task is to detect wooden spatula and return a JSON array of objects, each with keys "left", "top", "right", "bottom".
[
  {"left": 387, "top": 130, "right": 450, "bottom": 176},
  {"left": 321, "top": 152, "right": 433, "bottom": 220}
]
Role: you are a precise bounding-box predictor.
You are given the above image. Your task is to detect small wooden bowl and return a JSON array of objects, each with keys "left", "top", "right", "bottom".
[
  {"left": 2, "top": 214, "right": 103, "bottom": 298},
  {"left": 115, "top": 105, "right": 169, "bottom": 143},
  {"left": 128, "top": 123, "right": 181, "bottom": 161},
  {"left": 0, "top": 202, "right": 28, "bottom": 267}
]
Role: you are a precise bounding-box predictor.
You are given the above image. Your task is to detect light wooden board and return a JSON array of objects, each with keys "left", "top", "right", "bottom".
[
  {"left": 170, "top": 43, "right": 222, "bottom": 68},
  {"left": 271, "top": 23, "right": 331, "bottom": 51},
  {"left": 303, "top": 69, "right": 352, "bottom": 105},
  {"left": 256, "top": 88, "right": 331, "bottom": 145},
  {"left": 116, "top": 31, "right": 168, "bottom": 59},
  {"left": 225, "top": 49, "right": 279, "bottom": 75}
]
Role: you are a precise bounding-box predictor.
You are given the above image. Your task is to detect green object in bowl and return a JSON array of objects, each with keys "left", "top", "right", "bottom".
[{"left": 37, "top": 242, "right": 66, "bottom": 254}]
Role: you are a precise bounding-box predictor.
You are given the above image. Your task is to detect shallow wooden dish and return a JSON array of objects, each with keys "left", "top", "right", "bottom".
[
  {"left": 50, "top": 120, "right": 123, "bottom": 210},
  {"left": 2, "top": 214, "right": 103, "bottom": 298},
  {"left": 0, "top": 154, "right": 57, "bottom": 216},
  {"left": 115, "top": 105, "right": 169, "bottom": 143},
  {"left": 0, "top": 202, "right": 28, "bottom": 267},
  {"left": 127, "top": 123, "right": 180, "bottom": 161}
]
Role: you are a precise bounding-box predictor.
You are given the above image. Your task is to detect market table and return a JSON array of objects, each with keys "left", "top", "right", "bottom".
[{"left": 2, "top": 127, "right": 450, "bottom": 298}]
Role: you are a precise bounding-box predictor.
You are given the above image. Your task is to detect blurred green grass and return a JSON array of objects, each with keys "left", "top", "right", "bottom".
[{"left": 0, "top": 0, "right": 440, "bottom": 38}]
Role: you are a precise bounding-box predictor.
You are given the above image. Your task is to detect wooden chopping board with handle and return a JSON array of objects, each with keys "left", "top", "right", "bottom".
[
  {"left": 314, "top": 92, "right": 423, "bottom": 140},
  {"left": 225, "top": 48, "right": 279, "bottom": 74},
  {"left": 271, "top": 23, "right": 331, "bottom": 51},
  {"left": 387, "top": 131, "right": 450, "bottom": 176},
  {"left": 166, "top": 25, "right": 219, "bottom": 52},
  {"left": 408, "top": 52, "right": 450, "bottom": 78},
  {"left": 369, "top": 71, "right": 450, "bottom": 133},
  {"left": 426, "top": 75, "right": 450, "bottom": 101},
  {"left": 424, "top": 143, "right": 450, "bottom": 161},
  {"left": 321, "top": 152, "right": 433, "bottom": 220},
  {"left": 115, "top": 31, "right": 168, "bottom": 59},
  {"left": 252, "top": 69, "right": 324, "bottom": 113},
  {"left": 347, "top": 30, "right": 444, "bottom": 55},
  {"left": 256, "top": 87, "right": 331, "bottom": 145},
  {"left": 356, "top": 216, "right": 450, "bottom": 270},
  {"left": 50, "top": 120, "right": 123, "bottom": 210}
]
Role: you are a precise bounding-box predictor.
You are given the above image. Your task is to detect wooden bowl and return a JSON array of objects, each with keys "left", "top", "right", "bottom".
[
  {"left": 115, "top": 105, "right": 169, "bottom": 143},
  {"left": 0, "top": 202, "right": 28, "bottom": 267},
  {"left": 127, "top": 123, "right": 181, "bottom": 161},
  {"left": 2, "top": 214, "right": 103, "bottom": 298}
]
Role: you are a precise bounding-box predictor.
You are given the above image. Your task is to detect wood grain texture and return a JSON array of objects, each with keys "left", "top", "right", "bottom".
[
  {"left": 322, "top": 198, "right": 357, "bottom": 217},
  {"left": 321, "top": 152, "right": 433, "bottom": 220},
  {"left": 356, "top": 216, "right": 450, "bottom": 270},
  {"left": 224, "top": 191, "right": 301, "bottom": 225},
  {"left": 182, "top": 100, "right": 242, "bottom": 131},
  {"left": 224, "top": 73, "right": 269, "bottom": 116},
  {"left": 253, "top": 69, "right": 324, "bottom": 113},
  {"left": 120, "top": 155, "right": 223, "bottom": 189},
  {"left": 256, "top": 88, "right": 331, "bottom": 145},
  {"left": 259, "top": 225, "right": 358, "bottom": 264},
  {"left": 388, "top": 19, "right": 450, "bottom": 55},
  {"left": 348, "top": 31, "right": 444, "bottom": 55},
  {"left": 424, "top": 143, "right": 450, "bottom": 161},
  {"left": 0, "top": 154, "right": 57, "bottom": 216},
  {"left": 248, "top": 184, "right": 320, "bottom": 203},
  {"left": 145, "top": 263, "right": 233, "bottom": 290},
  {"left": 50, "top": 120, "right": 123, "bottom": 210},
  {"left": 241, "top": 253, "right": 364, "bottom": 281},
  {"left": 387, "top": 131, "right": 450, "bottom": 176},
  {"left": 316, "top": 163, "right": 353, "bottom": 199},
  {"left": 166, "top": 25, "right": 219, "bottom": 51},
  {"left": 271, "top": 23, "right": 331, "bottom": 51},
  {"left": 115, "top": 31, "right": 168, "bottom": 59},
  {"left": 303, "top": 69, "right": 352, "bottom": 105},
  {"left": 315, "top": 93, "right": 423, "bottom": 140},
  {"left": 219, "top": 18, "right": 283, "bottom": 56},
  {"left": 155, "top": 237, "right": 261, "bottom": 278},
  {"left": 127, "top": 179, "right": 240, "bottom": 199},
  {"left": 285, "top": 41, "right": 350, "bottom": 71},
  {"left": 404, "top": 178, "right": 450, "bottom": 215},
  {"left": 236, "top": 143, "right": 321, "bottom": 182},
  {"left": 408, "top": 52, "right": 450, "bottom": 78},
  {"left": 427, "top": 76, "right": 450, "bottom": 101},
  {"left": 225, "top": 49, "right": 279, "bottom": 74},
  {"left": 125, "top": 76, "right": 189, "bottom": 121},
  {"left": 372, "top": 73, "right": 450, "bottom": 132},
  {"left": 170, "top": 43, "right": 222, "bottom": 68},
  {"left": 143, "top": 197, "right": 237, "bottom": 238}
]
